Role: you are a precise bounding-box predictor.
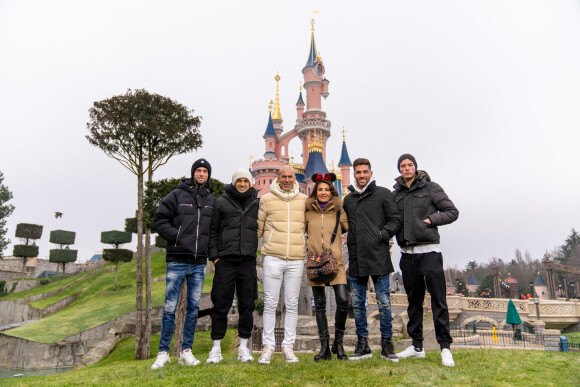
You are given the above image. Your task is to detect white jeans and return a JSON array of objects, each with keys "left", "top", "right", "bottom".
[{"left": 262, "top": 255, "right": 304, "bottom": 347}]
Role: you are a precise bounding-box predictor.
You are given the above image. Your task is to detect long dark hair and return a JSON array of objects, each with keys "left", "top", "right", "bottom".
[{"left": 309, "top": 180, "right": 339, "bottom": 199}]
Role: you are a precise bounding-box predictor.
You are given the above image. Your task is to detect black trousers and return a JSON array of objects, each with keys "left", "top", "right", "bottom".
[
  {"left": 312, "top": 284, "right": 349, "bottom": 339},
  {"left": 400, "top": 252, "right": 452, "bottom": 350},
  {"left": 210, "top": 259, "right": 257, "bottom": 340}
]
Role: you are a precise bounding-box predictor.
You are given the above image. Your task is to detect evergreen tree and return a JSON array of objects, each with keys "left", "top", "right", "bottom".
[
  {"left": 557, "top": 229, "right": 580, "bottom": 264},
  {"left": 477, "top": 274, "right": 495, "bottom": 297},
  {"left": 0, "top": 171, "right": 15, "bottom": 257}
]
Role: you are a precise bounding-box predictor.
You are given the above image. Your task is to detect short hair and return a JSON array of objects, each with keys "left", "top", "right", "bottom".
[
  {"left": 309, "top": 180, "right": 339, "bottom": 199},
  {"left": 353, "top": 158, "right": 371, "bottom": 170}
]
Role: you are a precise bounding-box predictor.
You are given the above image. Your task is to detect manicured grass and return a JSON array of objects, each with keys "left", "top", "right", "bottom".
[
  {"left": 564, "top": 332, "right": 580, "bottom": 338},
  {"left": 3, "top": 252, "right": 216, "bottom": 343},
  {"left": 4, "top": 331, "right": 579, "bottom": 386}
]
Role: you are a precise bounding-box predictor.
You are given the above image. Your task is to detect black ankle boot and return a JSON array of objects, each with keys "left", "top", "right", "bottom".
[
  {"left": 331, "top": 330, "right": 348, "bottom": 360},
  {"left": 314, "top": 337, "right": 331, "bottom": 361},
  {"left": 380, "top": 337, "right": 399, "bottom": 362},
  {"left": 349, "top": 335, "right": 372, "bottom": 360}
]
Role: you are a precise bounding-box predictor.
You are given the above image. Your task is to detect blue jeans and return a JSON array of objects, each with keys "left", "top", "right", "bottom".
[
  {"left": 159, "top": 262, "right": 205, "bottom": 353},
  {"left": 349, "top": 275, "right": 393, "bottom": 338}
]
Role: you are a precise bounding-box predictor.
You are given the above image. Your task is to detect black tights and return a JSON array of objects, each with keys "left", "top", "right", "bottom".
[{"left": 312, "top": 284, "right": 349, "bottom": 339}]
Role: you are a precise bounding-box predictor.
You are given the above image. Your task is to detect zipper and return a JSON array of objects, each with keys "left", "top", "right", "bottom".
[
  {"left": 321, "top": 213, "right": 325, "bottom": 249},
  {"left": 195, "top": 206, "right": 200, "bottom": 258},
  {"left": 174, "top": 226, "right": 182, "bottom": 247}
]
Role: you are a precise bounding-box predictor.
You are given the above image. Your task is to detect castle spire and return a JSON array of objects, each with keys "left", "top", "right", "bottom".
[
  {"left": 272, "top": 73, "right": 282, "bottom": 120},
  {"left": 338, "top": 127, "right": 352, "bottom": 167},
  {"left": 296, "top": 82, "right": 305, "bottom": 105},
  {"left": 305, "top": 18, "right": 318, "bottom": 67}
]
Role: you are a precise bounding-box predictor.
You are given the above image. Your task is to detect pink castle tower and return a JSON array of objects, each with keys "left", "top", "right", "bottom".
[{"left": 251, "top": 19, "right": 351, "bottom": 198}]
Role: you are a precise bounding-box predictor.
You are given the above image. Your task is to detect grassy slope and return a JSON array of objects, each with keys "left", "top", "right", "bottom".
[
  {"left": 4, "top": 332, "right": 580, "bottom": 386},
  {"left": 4, "top": 252, "right": 179, "bottom": 343}
]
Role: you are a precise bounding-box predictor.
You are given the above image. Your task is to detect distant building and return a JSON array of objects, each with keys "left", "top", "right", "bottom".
[
  {"left": 87, "top": 253, "right": 103, "bottom": 267},
  {"left": 504, "top": 273, "right": 519, "bottom": 299},
  {"left": 467, "top": 275, "right": 480, "bottom": 294},
  {"left": 533, "top": 272, "right": 549, "bottom": 300}
]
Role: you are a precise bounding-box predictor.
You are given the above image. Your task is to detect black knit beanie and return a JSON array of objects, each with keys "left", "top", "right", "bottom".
[
  {"left": 191, "top": 158, "right": 212, "bottom": 180},
  {"left": 397, "top": 154, "right": 417, "bottom": 172}
]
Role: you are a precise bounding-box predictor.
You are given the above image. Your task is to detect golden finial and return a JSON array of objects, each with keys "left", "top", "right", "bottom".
[
  {"left": 272, "top": 73, "right": 282, "bottom": 120},
  {"left": 268, "top": 100, "right": 273, "bottom": 113},
  {"left": 342, "top": 126, "right": 347, "bottom": 142},
  {"left": 249, "top": 155, "right": 253, "bottom": 168},
  {"left": 299, "top": 81, "right": 302, "bottom": 92},
  {"left": 308, "top": 130, "right": 323, "bottom": 153}
]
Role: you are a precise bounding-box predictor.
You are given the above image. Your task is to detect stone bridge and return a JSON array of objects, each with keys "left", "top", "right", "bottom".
[{"left": 368, "top": 293, "right": 580, "bottom": 331}]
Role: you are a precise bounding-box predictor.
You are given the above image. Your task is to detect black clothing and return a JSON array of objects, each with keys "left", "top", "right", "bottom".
[
  {"left": 331, "top": 330, "right": 348, "bottom": 360},
  {"left": 154, "top": 178, "right": 215, "bottom": 265},
  {"left": 350, "top": 336, "right": 372, "bottom": 360},
  {"left": 190, "top": 158, "right": 212, "bottom": 189},
  {"left": 343, "top": 181, "right": 402, "bottom": 276},
  {"left": 312, "top": 284, "right": 349, "bottom": 339},
  {"left": 392, "top": 171, "right": 458, "bottom": 247},
  {"left": 210, "top": 259, "right": 257, "bottom": 340},
  {"left": 400, "top": 252, "right": 452, "bottom": 349},
  {"left": 314, "top": 338, "right": 331, "bottom": 361},
  {"left": 381, "top": 337, "right": 397, "bottom": 361},
  {"left": 208, "top": 185, "right": 259, "bottom": 262}
]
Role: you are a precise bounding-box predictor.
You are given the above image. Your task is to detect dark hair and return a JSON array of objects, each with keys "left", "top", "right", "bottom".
[
  {"left": 353, "top": 158, "right": 371, "bottom": 170},
  {"left": 309, "top": 180, "right": 339, "bottom": 199}
]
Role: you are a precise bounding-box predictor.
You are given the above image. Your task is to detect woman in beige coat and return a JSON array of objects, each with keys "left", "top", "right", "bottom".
[{"left": 305, "top": 173, "right": 349, "bottom": 361}]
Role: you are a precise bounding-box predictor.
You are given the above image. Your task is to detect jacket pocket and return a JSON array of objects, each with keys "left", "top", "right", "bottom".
[{"left": 267, "top": 227, "right": 274, "bottom": 245}]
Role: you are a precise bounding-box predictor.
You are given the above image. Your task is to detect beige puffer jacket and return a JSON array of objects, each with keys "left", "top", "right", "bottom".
[{"left": 257, "top": 179, "right": 307, "bottom": 260}]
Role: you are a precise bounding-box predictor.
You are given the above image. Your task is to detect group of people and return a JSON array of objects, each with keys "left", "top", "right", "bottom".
[{"left": 150, "top": 154, "right": 459, "bottom": 370}]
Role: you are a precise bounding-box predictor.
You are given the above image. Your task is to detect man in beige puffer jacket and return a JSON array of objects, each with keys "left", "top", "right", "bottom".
[{"left": 257, "top": 166, "right": 307, "bottom": 364}]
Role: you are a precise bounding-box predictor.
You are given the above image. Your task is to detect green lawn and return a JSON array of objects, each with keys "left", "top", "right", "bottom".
[
  {"left": 3, "top": 331, "right": 579, "bottom": 386},
  {"left": 2, "top": 252, "right": 213, "bottom": 343}
]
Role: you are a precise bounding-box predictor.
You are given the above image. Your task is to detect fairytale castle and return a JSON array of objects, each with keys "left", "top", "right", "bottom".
[{"left": 251, "top": 21, "right": 352, "bottom": 198}]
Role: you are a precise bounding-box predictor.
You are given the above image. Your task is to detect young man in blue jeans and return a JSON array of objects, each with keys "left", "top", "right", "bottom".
[
  {"left": 151, "top": 159, "right": 215, "bottom": 369},
  {"left": 342, "top": 158, "right": 402, "bottom": 361}
]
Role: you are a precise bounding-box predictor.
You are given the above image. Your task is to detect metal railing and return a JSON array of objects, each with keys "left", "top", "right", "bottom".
[{"left": 450, "top": 327, "right": 545, "bottom": 348}]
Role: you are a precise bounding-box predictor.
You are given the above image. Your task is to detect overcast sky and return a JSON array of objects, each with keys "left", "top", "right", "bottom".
[{"left": 1, "top": 1, "right": 579, "bottom": 269}]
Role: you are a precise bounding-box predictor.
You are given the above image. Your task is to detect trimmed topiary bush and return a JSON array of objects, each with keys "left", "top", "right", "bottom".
[
  {"left": 101, "top": 230, "right": 132, "bottom": 246},
  {"left": 49, "top": 249, "right": 78, "bottom": 263},
  {"left": 155, "top": 235, "right": 167, "bottom": 249},
  {"left": 101, "top": 230, "right": 133, "bottom": 290},
  {"left": 50, "top": 230, "right": 76, "bottom": 245},
  {"left": 13, "top": 223, "right": 43, "bottom": 279}
]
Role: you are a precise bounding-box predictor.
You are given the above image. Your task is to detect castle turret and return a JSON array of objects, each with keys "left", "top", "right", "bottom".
[
  {"left": 337, "top": 128, "right": 352, "bottom": 194},
  {"left": 272, "top": 73, "right": 283, "bottom": 137},
  {"left": 263, "top": 109, "right": 277, "bottom": 160},
  {"left": 296, "top": 82, "right": 305, "bottom": 120}
]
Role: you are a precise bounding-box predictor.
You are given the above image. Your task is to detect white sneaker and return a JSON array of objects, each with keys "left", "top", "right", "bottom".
[
  {"left": 258, "top": 345, "right": 275, "bottom": 364},
  {"left": 441, "top": 348, "right": 455, "bottom": 367},
  {"left": 206, "top": 347, "right": 223, "bottom": 364},
  {"left": 281, "top": 345, "right": 299, "bottom": 363},
  {"left": 151, "top": 351, "right": 170, "bottom": 369},
  {"left": 179, "top": 349, "right": 200, "bottom": 366},
  {"left": 238, "top": 346, "right": 254, "bottom": 363},
  {"left": 396, "top": 345, "right": 426, "bottom": 359}
]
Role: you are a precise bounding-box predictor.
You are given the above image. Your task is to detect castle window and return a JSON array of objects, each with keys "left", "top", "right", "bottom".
[{"left": 281, "top": 145, "right": 286, "bottom": 155}]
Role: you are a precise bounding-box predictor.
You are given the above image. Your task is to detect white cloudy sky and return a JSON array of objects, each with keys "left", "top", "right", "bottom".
[{"left": 1, "top": 1, "right": 579, "bottom": 269}]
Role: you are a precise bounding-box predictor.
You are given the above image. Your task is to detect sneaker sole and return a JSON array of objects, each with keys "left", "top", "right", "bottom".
[
  {"left": 238, "top": 357, "right": 254, "bottom": 363},
  {"left": 381, "top": 355, "right": 400, "bottom": 362},
  {"left": 397, "top": 354, "right": 426, "bottom": 359},
  {"left": 348, "top": 353, "right": 373, "bottom": 361},
  {"left": 284, "top": 359, "right": 299, "bottom": 363},
  {"left": 178, "top": 359, "right": 200, "bottom": 366},
  {"left": 206, "top": 358, "right": 223, "bottom": 364},
  {"left": 258, "top": 359, "right": 271, "bottom": 364}
]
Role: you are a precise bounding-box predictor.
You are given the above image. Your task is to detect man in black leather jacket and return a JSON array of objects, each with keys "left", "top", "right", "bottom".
[
  {"left": 392, "top": 154, "right": 459, "bottom": 367},
  {"left": 206, "top": 168, "right": 259, "bottom": 364},
  {"left": 151, "top": 158, "right": 215, "bottom": 369}
]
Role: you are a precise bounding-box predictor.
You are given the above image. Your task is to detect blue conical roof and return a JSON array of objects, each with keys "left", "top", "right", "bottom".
[
  {"left": 296, "top": 91, "right": 305, "bottom": 105},
  {"left": 534, "top": 273, "right": 547, "bottom": 287},
  {"left": 304, "top": 151, "right": 329, "bottom": 178},
  {"left": 305, "top": 29, "right": 317, "bottom": 67},
  {"left": 338, "top": 140, "right": 352, "bottom": 166},
  {"left": 263, "top": 112, "right": 276, "bottom": 138},
  {"left": 467, "top": 275, "right": 480, "bottom": 286}
]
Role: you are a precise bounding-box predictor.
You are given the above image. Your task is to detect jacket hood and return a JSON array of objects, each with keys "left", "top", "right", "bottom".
[
  {"left": 348, "top": 180, "right": 377, "bottom": 195},
  {"left": 394, "top": 170, "right": 430, "bottom": 191},
  {"left": 270, "top": 178, "right": 300, "bottom": 201},
  {"left": 305, "top": 195, "right": 342, "bottom": 213}
]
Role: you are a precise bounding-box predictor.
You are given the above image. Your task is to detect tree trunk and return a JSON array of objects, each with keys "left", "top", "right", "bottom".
[
  {"left": 114, "top": 261, "right": 119, "bottom": 291},
  {"left": 21, "top": 257, "right": 28, "bottom": 280},
  {"left": 62, "top": 262, "right": 66, "bottom": 275},
  {"left": 172, "top": 282, "right": 187, "bottom": 357},
  {"left": 143, "top": 228, "right": 152, "bottom": 358},
  {"left": 135, "top": 158, "right": 146, "bottom": 359}
]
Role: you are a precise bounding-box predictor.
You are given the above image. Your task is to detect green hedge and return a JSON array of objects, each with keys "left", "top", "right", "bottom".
[
  {"left": 13, "top": 245, "right": 39, "bottom": 258},
  {"left": 15, "top": 224, "right": 43, "bottom": 240},
  {"left": 155, "top": 235, "right": 167, "bottom": 249},
  {"left": 102, "top": 249, "right": 133, "bottom": 263},
  {"left": 101, "top": 230, "right": 132, "bottom": 245},
  {"left": 49, "top": 249, "right": 78, "bottom": 263},
  {"left": 50, "top": 230, "right": 76, "bottom": 245}
]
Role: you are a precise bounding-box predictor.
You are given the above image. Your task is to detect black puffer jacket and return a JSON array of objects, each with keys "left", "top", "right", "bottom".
[
  {"left": 343, "top": 180, "right": 402, "bottom": 277},
  {"left": 392, "top": 171, "right": 459, "bottom": 247},
  {"left": 154, "top": 178, "right": 215, "bottom": 264},
  {"left": 208, "top": 185, "right": 259, "bottom": 262}
]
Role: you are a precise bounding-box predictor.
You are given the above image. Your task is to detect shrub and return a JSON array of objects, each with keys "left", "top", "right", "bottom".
[
  {"left": 13, "top": 244, "right": 39, "bottom": 258},
  {"left": 49, "top": 249, "right": 78, "bottom": 263},
  {"left": 101, "top": 230, "right": 132, "bottom": 246},
  {"left": 15, "top": 223, "right": 43, "bottom": 240},
  {"left": 103, "top": 249, "right": 133, "bottom": 263},
  {"left": 50, "top": 230, "right": 76, "bottom": 245},
  {"left": 155, "top": 235, "right": 167, "bottom": 249}
]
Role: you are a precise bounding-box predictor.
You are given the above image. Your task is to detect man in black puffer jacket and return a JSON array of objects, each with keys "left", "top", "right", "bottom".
[
  {"left": 206, "top": 168, "right": 259, "bottom": 364},
  {"left": 343, "top": 158, "right": 402, "bottom": 362},
  {"left": 392, "top": 154, "right": 459, "bottom": 368},
  {"left": 151, "top": 158, "right": 215, "bottom": 369}
]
